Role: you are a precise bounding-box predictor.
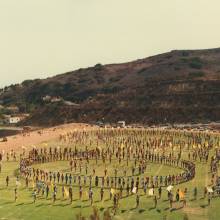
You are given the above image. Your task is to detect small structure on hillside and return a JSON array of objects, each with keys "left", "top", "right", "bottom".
[
  {"left": 42, "top": 95, "right": 63, "bottom": 103},
  {"left": 42, "top": 95, "right": 52, "bottom": 102},
  {"left": 117, "top": 121, "right": 126, "bottom": 128},
  {"left": 7, "top": 116, "right": 21, "bottom": 124},
  {"left": 63, "top": 101, "right": 80, "bottom": 106},
  {"left": 51, "top": 96, "right": 62, "bottom": 103},
  {"left": 4, "top": 114, "right": 29, "bottom": 124}
]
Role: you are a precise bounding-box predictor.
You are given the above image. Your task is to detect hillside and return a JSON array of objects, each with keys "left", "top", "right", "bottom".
[{"left": 1, "top": 48, "right": 220, "bottom": 126}]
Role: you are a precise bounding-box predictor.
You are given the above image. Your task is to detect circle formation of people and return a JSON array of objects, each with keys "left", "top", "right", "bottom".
[{"left": 0, "top": 127, "right": 216, "bottom": 214}]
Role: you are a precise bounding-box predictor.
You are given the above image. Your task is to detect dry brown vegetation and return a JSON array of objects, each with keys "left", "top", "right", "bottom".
[{"left": 1, "top": 48, "right": 220, "bottom": 126}]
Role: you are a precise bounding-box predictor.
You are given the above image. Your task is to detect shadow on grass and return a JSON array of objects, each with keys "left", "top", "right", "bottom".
[
  {"left": 130, "top": 207, "right": 136, "bottom": 211},
  {"left": 73, "top": 205, "right": 81, "bottom": 209},
  {"left": 139, "top": 209, "right": 145, "bottom": 213},
  {"left": 200, "top": 204, "right": 209, "bottom": 208},
  {"left": 121, "top": 209, "right": 127, "bottom": 213},
  {"left": 148, "top": 207, "right": 156, "bottom": 211},
  {"left": 43, "top": 203, "right": 53, "bottom": 206},
  {"left": 1, "top": 201, "right": 14, "bottom": 205},
  {"left": 170, "top": 206, "right": 183, "bottom": 212},
  {"left": 53, "top": 203, "right": 70, "bottom": 207},
  {"left": 36, "top": 203, "right": 45, "bottom": 207},
  {"left": 16, "top": 203, "right": 24, "bottom": 206},
  {"left": 38, "top": 197, "right": 46, "bottom": 201},
  {"left": 94, "top": 200, "right": 100, "bottom": 204}
]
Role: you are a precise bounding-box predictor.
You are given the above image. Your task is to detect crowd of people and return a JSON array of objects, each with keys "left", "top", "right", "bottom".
[
  {"left": 1, "top": 128, "right": 220, "bottom": 213},
  {"left": 20, "top": 145, "right": 195, "bottom": 188}
]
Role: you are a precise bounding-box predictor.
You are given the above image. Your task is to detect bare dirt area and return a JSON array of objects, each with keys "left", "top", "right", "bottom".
[{"left": 0, "top": 123, "right": 94, "bottom": 153}]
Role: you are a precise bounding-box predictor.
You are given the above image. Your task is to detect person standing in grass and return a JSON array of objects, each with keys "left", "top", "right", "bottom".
[
  {"left": 208, "top": 192, "right": 211, "bottom": 206},
  {"left": 100, "top": 187, "right": 104, "bottom": 201},
  {"left": 176, "top": 189, "right": 180, "bottom": 202},
  {"left": 69, "top": 186, "right": 73, "bottom": 204},
  {"left": 136, "top": 194, "right": 140, "bottom": 208},
  {"left": 62, "top": 185, "right": 65, "bottom": 199},
  {"left": 46, "top": 184, "right": 49, "bottom": 199},
  {"left": 33, "top": 189, "right": 37, "bottom": 203},
  {"left": 158, "top": 186, "right": 162, "bottom": 199},
  {"left": 0, "top": 153, "right": 2, "bottom": 167},
  {"left": 65, "top": 173, "right": 68, "bottom": 185},
  {"left": 169, "top": 193, "right": 173, "bottom": 209},
  {"left": 89, "top": 188, "right": 93, "bottom": 206},
  {"left": 113, "top": 194, "right": 117, "bottom": 213},
  {"left": 119, "top": 185, "right": 123, "bottom": 199},
  {"left": 126, "top": 183, "right": 130, "bottom": 197},
  {"left": 6, "top": 176, "right": 9, "bottom": 187},
  {"left": 53, "top": 190, "right": 56, "bottom": 203},
  {"left": 182, "top": 198, "right": 186, "bottom": 208},
  {"left": 203, "top": 187, "right": 207, "bottom": 198},
  {"left": 14, "top": 187, "right": 18, "bottom": 202},
  {"left": 143, "top": 183, "right": 147, "bottom": 195},
  {"left": 41, "top": 183, "right": 45, "bottom": 196},
  {"left": 79, "top": 185, "right": 83, "bottom": 200},
  {"left": 25, "top": 176, "right": 29, "bottom": 188},
  {"left": 193, "top": 187, "right": 197, "bottom": 200},
  {"left": 154, "top": 195, "right": 157, "bottom": 209},
  {"left": 61, "top": 173, "right": 64, "bottom": 183},
  {"left": 109, "top": 189, "right": 113, "bottom": 200}
]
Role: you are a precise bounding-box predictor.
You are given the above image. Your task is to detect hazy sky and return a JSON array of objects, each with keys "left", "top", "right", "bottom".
[{"left": 1, "top": 0, "right": 220, "bottom": 88}]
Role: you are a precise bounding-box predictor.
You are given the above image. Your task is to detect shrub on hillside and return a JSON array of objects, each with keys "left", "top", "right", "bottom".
[
  {"left": 189, "top": 57, "right": 203, "bottom": 69},
  {"left": 188, "top": 71, "right": 205, "bottom": 78},
  {"left": 94, "top": 63, "right": 103, "bottom": 71}
]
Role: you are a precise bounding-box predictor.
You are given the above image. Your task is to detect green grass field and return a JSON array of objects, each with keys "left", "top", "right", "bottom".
[
  {"left": 0, "top": 129, "right": 219, "bottom": 220},
  {"left": 0, "top": 160, "right": 218, "bottom": 220}
]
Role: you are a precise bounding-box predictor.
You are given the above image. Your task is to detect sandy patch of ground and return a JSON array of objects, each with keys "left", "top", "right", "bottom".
[{"left": 0, "top": 123, "right": 95, "bottom": 153}]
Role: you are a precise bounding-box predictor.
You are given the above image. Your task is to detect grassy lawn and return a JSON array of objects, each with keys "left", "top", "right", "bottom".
[
  {"left": 0, "top": 160, "right": 218, "bottom": 220},
  {"left": 0, "top": 129, "right": 219, "bottom": 220}
]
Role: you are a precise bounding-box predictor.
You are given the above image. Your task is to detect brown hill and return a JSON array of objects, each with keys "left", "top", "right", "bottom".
[{"left": 1, "top": 48, "right": 220, "bottom": 126}]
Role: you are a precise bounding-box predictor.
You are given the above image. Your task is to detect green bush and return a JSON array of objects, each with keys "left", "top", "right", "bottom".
[
  {"left": 189, "top": 57, "right": 203, "bottom": 69},
  {"left": 181, "top": 51, "right": 190, "bottom": 57},
  {"left": 188, "top": 71, "right": 205, "bottom": 78},
  {"left": 94, "top": 63, "right": 103, "bottom": 71}
]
